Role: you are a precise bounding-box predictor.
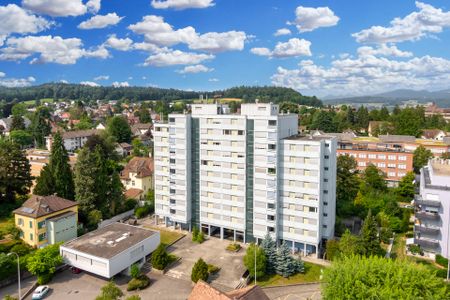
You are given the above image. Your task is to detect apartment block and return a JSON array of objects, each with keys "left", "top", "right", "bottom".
[
  {"left": 154, "top": 103, "right": 337, "bottom": 256},
  {"left": 414, "top": 159, "right": 450, "bottom": 258}
]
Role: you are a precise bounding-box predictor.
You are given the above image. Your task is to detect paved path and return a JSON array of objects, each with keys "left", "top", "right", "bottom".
[
  {"left": 263, "top": 283, "right": 322, "bottom": 300},
  {"left": 385, "top": 233, "right": 395, "bottom": 258}
]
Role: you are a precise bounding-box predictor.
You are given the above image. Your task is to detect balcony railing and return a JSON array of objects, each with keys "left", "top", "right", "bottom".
[
  {"left": 415, "top": 237, "right": 440, "bottom": 250},
  {"left": 414, "top": 225, "right": 440, "bottom": 235},
  {"left": 415, "top": 211, "right": 440, "bottom": 220},
  {"left": 414, "top": 195, "right": 440, "bottom": 207}
]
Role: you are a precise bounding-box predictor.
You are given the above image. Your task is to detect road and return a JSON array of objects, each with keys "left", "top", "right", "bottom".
[{"left": 263, "top": 283, "right": 322, "bottom": 300}]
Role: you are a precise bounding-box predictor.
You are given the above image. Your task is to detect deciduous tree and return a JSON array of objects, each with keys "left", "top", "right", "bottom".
[
  {"left": 413, "top": 145, "right": 433, "bottom": 173},
  {"left": 243, "top": 243, "right": 266, "bottom": 279}
]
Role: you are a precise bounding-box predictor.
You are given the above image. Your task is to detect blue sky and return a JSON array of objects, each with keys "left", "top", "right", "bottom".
[{"left": 1, "top": 0, "right": 450, "bottom": 97}]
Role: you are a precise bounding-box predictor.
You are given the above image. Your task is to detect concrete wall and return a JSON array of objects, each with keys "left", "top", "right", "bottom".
[{"left": 48, "top": 214, "right": 77, "bottom": 244}]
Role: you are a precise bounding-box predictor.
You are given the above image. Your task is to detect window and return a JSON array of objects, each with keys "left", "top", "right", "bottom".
[
  {"left": 358, "top": 162, "right": 366, "bottom": 167},
  {"left": 238, "top": 130, "right": 244, "bottom": 135},
  {"left": 17, "top": 218, "right": 23, "bottom": 226},
  {"left": 323, "top": 213, "right": 328, "bottom": 217},
  {"left": 170, "top": 169, "right": 176, "bottom": 174},
  {"left": 39, "top": 232, "right": 46, "bottom": 242},
  {"left": 267, "top": 203, "right": 275, "bottom": 209},
  {"left": 324, "top": 178, "right": 328, "bottom": 182},
  {"left": 131, "top": 180, "right": 135, "bottom": 186},
  {"left": 378, "top": 154, "right": 386, "bottom": 160},
  {"left": 359, "top": 153, "right": 367, "bottom": 158},
  {"left": 290, "top": 144, "right": 296, "bottom": 151},
  {"left": 267, "top": 215, "right": 275, "bottom": 221},
  {"left": 30, "top": 233, "right": 33, "bottom": 241},
  {"left": 324, "top": 202, "right": 328, "bottom": 206},
  {"left": 378, "top": 163, "right": 386, "bottom": 168},
  {"left": 398, "top": 164, "right": 406, "bottom": 169},
  {"left": 388, "top": 163, "right": 396, "bottom": 168},
  {"left": 323, "top": 225, "right": 328, "bottom": 229},
  {"left": 368, "top": 154, "right": 376, "bottom": 159},
  {"left": 267, "top": 226, "right": 275, "bottom": 232},
  {"left": 388, "top": 172, "right": 396, "bottom": 177},
  {"left": 324, "top": 155, "right": 329, "bottom": 159},
  {"left": 309, "top": 206, "right": 317, "bottom": 213},
  {"left": 223, "top": 129, "right": 231, "bottom": 135},
  {"left": 38, "top": 221, "right": 46, "bottom": 229},
  {"left": 170, "top": 158, "right": 176, "bottom": 164},
  {"left": 388, "top": 155, "right": 396, "bottom": 160},
  {"left": 29, "top": 221, "right": 33, "bottom": 228},
  {"left": 268, "top": 168, "right": 276, "bottom": 175},
  {"left": 323, "top": 190, "right": 328, "bottom": 194},
  {"left": 324, "top": 167, "right": 329, "bottom": 171},
  {"left": 268, "top": 120, "right": 277, "bottom": 126},
  {"left": 268, "top": 144, "right": 276, "bottom": 150},
  {"left": 325, "top": 143, "right": 330, "bottom": 147},
  {"left": 398, "top": 156, "right": 407, "bottom": 161}
]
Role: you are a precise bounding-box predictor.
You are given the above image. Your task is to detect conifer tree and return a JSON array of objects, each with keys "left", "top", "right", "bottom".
[
  {"left": 11, "top": 115, "right": 25, "bottom": 131},
  {"left": 260, "top": 233, "right": 277, "bottom": 274},
  {"left": 34, "top": 165, "right": 55, "bottom": 197},
  {"left": 49, "top": 132, "right": 74, "bottom": 199},
  {"left": 361, "top": 210, "right": 382, "bottom": 256},
  {"left": 275, "top": 242, "right": 304, "bottom": 278}
]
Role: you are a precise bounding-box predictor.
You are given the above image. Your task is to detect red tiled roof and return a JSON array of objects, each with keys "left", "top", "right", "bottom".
[
  {"left": 124, "top": 188, "right": 144, "bottom": 199},
  {"left": 188, "top": 281, "right": 270, "bottom": 300},
  {"left": 121, "top": 157, "right": 154, "bottom": 179}
]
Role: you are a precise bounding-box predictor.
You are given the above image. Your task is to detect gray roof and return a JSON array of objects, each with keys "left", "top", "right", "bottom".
[
  {"left": 379, "top": 135, "right": 415, "bottom": 143},
  {"left": 62, "top": 223, "right": 157, "bottom": 259}
]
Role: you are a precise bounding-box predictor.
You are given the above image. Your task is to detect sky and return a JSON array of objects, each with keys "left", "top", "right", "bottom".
[{"left": 1, "top": 0, "right": 450, "bottom": 97}]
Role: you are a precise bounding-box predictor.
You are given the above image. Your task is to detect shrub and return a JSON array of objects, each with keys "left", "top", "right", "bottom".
[
  {"left": 226, "top": 243, "right": 241, "bottom": 252},
  {"left": 37, "top": 273, "right": 53, "bottom": 285},
  {"left": 10, "top": 243, "right": 32, "bottom": 257},
  {"left": 192, "top": 227, "right": 199, "bottom": 242},
  {"left": 408, "top": 244, "right": 422, "bottom": 255},
  {"left": 207, "top": 264, "right": 220, "bottom": 275},
  {"left": 125, "top": 296, "right": 141, "bottom": 300},
  {"left": 134, "top": 205, "right": 150, "bottom": 219},
  {"left": 151, "top": 244, "right": 169, "bottom": 270},
  {"left": 435, "top": 268, "right": 448, "bottom": 279},
  {"left": 96, "top": 281, "right": 123, "bottom": 300},
  {"left": 436, "top": 254, "right": 448, "bottom": 268},
  {"left": 196, "top": 231, "right": 205, "bottom": 243},
  {"left": 123, "top": 199, "right": 138, "bottom": 212},
  {"left": 130, "top": 263, "right": 140, "bottom": 279},
  {"left": 0, "top": 253, "right": 16, "bottom": 281},
  {"left": 127, "top": 275, "right": 150, "bottom": 291},
  {"left": 3, "top": 295, "right": 18, "bottom": 300},
  {"left": 191, "top": 258, "right": 209, "bottom": 283}
]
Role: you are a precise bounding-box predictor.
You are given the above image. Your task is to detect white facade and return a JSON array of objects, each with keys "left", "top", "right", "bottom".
[
  {"left": 60, "top": 223, "right": 160, "bottom": 278},
  {"left": 415, "top": 159, "right": 450, "bottom": 258},
  {"left": 154, "top": 103, "right": 337, "bottom": 255}
]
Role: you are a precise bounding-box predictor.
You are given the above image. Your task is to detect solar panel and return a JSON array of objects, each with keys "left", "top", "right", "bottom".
[{"left": 21, "top": 207, "right": 34, "bottom": 214}]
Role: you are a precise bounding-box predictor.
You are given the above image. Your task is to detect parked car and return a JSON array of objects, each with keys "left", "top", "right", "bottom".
[
  {"left": 71, "top": 266, "right": 82, "bottom": 274},
  {"left": 32, "top": 285, "right": 50, "bottom": 299}
]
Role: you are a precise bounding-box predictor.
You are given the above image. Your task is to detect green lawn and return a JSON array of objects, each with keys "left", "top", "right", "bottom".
[
  {"left": 144, "top": 226, "right": 184, "bottom": 246},
  {"left": 23, "top": 98, "right": 54, "bottom": 105},
  {"left": 256, "top": 262, "right": 323, "bottom": 287},
  {"left": 391, "top": 233, "right": 406, "bottom": 260},
  {"left": 0, "top": 217, "right": 14, "bottom": 239}
]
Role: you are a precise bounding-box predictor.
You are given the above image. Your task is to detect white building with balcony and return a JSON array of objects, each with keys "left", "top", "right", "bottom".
[
  {"left": 415, "top": 159, "right": 450, "bottom": 258},
  {"left": 153, "top": 103, "right": 336, "bottom": 256}
]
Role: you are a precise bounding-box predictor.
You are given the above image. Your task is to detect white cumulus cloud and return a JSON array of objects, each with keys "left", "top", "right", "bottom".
[
  {"left": 94, "top": 75, "right": 109, "bottom": 81},
  {"left": 128, "top": 15, "right": 247, "bottom": 52},
  {"left": 208, "top": 78, "right": 219, "bottom": 82},
  {"left": 104, "top": 34, "right": 133, "bottom": 51},
  {"left": 144, "top": 49, "right": 214, "bottom": 67},
  {"left": 352, "top": 2, "right": 450, "bottom": 44},
  {"left": 357, "top": 44, "right": 413, "bottom": 58},
  {"left": 176, "top": 64, "right": 213, "bottom": 74},
  {"left": 151, "top": 0, "right": 214, "bottom": 10},
  {"left": 291, "top": 6, "right": 339, "bottom": 33},
  {"left": 22, "top": 0, "right": 100, "bottom": 17},
  {"left": 112, "top": 81, "right": 129, "bottom": 87},
  {"left": 250, "top": 38, "right": 312, "bottom": 58},
  {"left": 0, "top": 4, "right": 52, "bottom": 45},
  {"left": 78, "top": 13, "right": 123, "bottom": 30},
  {"left": 80, "top": 81, "right": 99, "bottom": 87},
  {"left": 274, "top": 28, "right": 291, "bottom": 36},
  {"left": 0, "top": 35, "right": 109, "bottom": 64},
  {"left": 271, "top": 53, "right": 450, "bottom": 96},
  {"left": 0, "top": 73, "right": 36, "bottom": 87}
]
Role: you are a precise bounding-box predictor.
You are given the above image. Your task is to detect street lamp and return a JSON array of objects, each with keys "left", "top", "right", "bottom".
[{"left": 7, "top": 252, "right": 21, "bottom": 300}]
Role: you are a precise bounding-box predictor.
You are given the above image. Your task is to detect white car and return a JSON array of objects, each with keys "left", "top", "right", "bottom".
[{"left": 32, "top": 285, "right": 50, "bottom": 300}]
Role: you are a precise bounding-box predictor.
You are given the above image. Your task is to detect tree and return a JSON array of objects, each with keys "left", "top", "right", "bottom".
[
  {"left": 34, "top": 165, "right": 55, "bottom": 196},
  {"left": 322, "top": 255, "right": 449, "bottom": 300},
  {"left": 130, "top": 264, "right": 140, "bottom": 279},
  {"left": 151, "top": 244, "right": 169, "bottom": 270},
  {"left": 95, "top": 281, "right": 123, "bottom": 300},
  {"left": 336, "top": 155, "right": 360, "bottom": 218},
  {"left": 394, "top": 107, "right": 424, "bottom": 137},
  {"left": 397, "top": 171, "right": 415, "bottom": 198},
  {"left": 413, "top": 145, "right": 433, "bottom": 173},
  {"left": 108, "top": 171, "right": 125, "bottom": 216},
  {"left": 360, "top": 210, "right": 383, "bottom": 257},
  {"left": 30, "top": 107, "right": 51, "bottom": 148},
  {"left": 355, "top": 106, "right": 369, "bottom": 130},
  {"left": 191, "top": 258, "right": 209, "bottom": 283},
  {"left": 260, "top": 233, "right": 277, "bottom": 274},
  {"left": 0, "top": 139, "right": 32, "bottom": 203},
  {"left": 360, "top": 164, "right": 387, "bottom": 193},
  {"left": 10, "top": 115, "right": 25, "bottom": 131},
  {"left": 325, "top": 239, "right": 340, "bottom": 260},
  {"left": 379, "top": 106, "right": 390, "bottom": 120},
  {"left": 49, "top": 132, "right": 74, "bottom": 199},
  {"left": 243, "top": 243, "right": 266, "bottom": 279},
  {"left": 11, "top": 103, "right": 27, "bottom": 117},
  {"left": 275, "top": 242, "right": 304, "bottom": 278},
  {"left": 9, "top": 130, "right": 33, "bottom": 147},
  {"left": 339, "top": 229, "right": 362, "bottom": 257},
  {"left": 138, "top": 107, "right": 152, "bottom": 123},
  {"left": 27, "top": 243, "right": 63, "bottom": 284},
  {"left": 310, "top": 111, "right": 337, "bottom": 132},
  {"left": 74, "top": 114, "right": 94, "bottom": 130},
  {"left": 131, "top": 138, "right": 149, "bottom": 157},
  {"left": 107, "top": 116, "right": 132, "bottom": 143}
]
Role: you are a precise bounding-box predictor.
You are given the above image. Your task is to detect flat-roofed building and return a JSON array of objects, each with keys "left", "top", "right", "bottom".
[
  {"left": 414, "top": 159, "right": 450, "bottom": 258},
  {"left": 154, "top": 103, "right": 337, "bottom": 257},
  {"left": 60, "top": 223, "right": 160, "bottom": 278}
]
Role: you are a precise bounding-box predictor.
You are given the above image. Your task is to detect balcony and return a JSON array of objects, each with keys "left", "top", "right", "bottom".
[
  {"left": 414, "top": 225, "right": 440, "bottom": 235},
  {"left": 415, "top": 211, "right": 440, "bottom": 221},
  {"left": 415, "top": 237, "right": 440, "bottom": 250},
  {"left": 414, "top": 195, "right": 440, "bottom": 207}
]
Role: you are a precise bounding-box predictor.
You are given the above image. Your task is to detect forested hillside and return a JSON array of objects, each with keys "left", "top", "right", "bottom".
[{"left": 0, "top": 83, "right": 322, "bottom": 107}]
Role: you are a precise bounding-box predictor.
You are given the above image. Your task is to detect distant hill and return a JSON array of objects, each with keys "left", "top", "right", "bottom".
[
  {"left": 0, "top": 83, "right": 322, "bottom": 107},
  {"left": 325, "top": 88, "right": 450, "bottom": 107}
]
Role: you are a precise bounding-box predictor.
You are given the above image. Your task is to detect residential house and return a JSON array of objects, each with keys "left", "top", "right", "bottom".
[
  {"left": 131, "top": 123, "right": 152, "bottom": 137},
  {"left": 425, "top": 103, "right": 450, "bottom": 122},
  {"left": 0, "top": 116, "right": 31, "bottom": 136},
  {"left": 14, "top": 195, "right": 78, "bottom": 248},
  {"left": 421, "top": 129, "right": 447, "bottom": 141},
  {"left": 116, "top": 142, "right": 133, "bottom": 157},
  {"left": 45, "top": 129, "right": 102, "bottom": 152},
  {"left": 189, "top": 280, "right": 269, "bottom": 300},
  {"left": 121, "top": 157, "right": 154, "bottom": 198}
]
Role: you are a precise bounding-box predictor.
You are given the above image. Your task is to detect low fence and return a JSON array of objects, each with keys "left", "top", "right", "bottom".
[{"left": 98, "top": 209, "right": 134, "bottom": 228}]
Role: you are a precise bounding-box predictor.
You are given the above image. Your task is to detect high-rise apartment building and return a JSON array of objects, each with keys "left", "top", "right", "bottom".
[{"left": 153, "top": 103, "right": 336, "bottom": 256}]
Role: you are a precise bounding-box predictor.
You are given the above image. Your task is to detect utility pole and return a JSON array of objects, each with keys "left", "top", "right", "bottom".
[{"left": 8, "top": 252, "right": 20, "bottom": 300}]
